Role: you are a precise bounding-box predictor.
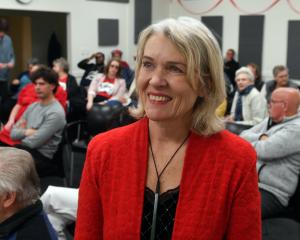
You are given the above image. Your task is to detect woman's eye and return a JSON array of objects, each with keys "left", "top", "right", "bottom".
[
  {"left": 142, "top": 61, "right": 154, "bottom": 70},
  {"left": 167, "top": 65, "right": 185, "bottom": 74}
]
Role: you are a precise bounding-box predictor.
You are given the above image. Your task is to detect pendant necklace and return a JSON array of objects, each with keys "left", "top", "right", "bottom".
[{"left": 148, "top": 132, "right": 190, "bottom": 240}]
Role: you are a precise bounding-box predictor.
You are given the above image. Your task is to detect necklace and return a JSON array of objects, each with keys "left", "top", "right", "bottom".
[{"left": 148, "top": 132, "right": 190, "bottom": 240}]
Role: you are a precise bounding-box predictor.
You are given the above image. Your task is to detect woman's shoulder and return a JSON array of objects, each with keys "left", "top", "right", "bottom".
[
  {"left": 88, "top": 118, "right": 146, "bottom": 150},
  {"left": 193, "top": 130, "right": 257, "bottom": 168}
]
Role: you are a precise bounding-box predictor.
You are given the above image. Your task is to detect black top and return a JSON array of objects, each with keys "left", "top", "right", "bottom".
[
  {"left": 141, "top": 186, "right": 180, "bottom": 240},
  {"left": 224, "top": 59, "right": 240, "bottom": 88},
  {"left": 77, "top": 59, "right": 105, "bottom": 88}
]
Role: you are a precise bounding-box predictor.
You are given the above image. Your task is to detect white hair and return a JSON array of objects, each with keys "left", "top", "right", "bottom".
[
  {"left": 0, "top": 147, "right": 40, "bottom": 206},
  {"left": 236, "top": 66, "right": 255, "bottom": 82}
]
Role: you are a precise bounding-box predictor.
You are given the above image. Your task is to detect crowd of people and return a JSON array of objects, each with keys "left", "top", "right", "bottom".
[{"left": 0, "top": 15, "right": 300, "bottom": 240}]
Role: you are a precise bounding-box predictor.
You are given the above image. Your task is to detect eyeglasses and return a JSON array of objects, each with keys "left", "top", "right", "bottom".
[
  {"left": 268, "top": 99, "right": 285, "bottom": 106},
  {"left": 110, "top": 64, "right": 119, "bottom": 69}
]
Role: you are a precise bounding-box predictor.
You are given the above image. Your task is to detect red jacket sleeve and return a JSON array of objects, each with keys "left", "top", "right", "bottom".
[
  {"left": 226, "top": 159, "right": 262, "bottom": 240},
  {"left": 75, "top": 139, "right": 104, "bottom": 240}
]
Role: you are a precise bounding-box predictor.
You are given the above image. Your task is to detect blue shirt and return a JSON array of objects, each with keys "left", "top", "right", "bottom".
[{"left": 0, "top": 34, "right": 15, "bottom": 81}]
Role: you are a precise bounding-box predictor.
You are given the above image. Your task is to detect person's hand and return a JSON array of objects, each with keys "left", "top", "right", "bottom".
[
  {"left": 259, "top": 134, "right": 269, "bottom": 141},
  {"left": 119, "top": 96, "right": 127, "bottom": 104},
  {"left": 25, "top": 128, "right": 37, "bottom": 137},
  {"left": 224, "top": 115, "right": 234, "bottom": 123},
  {"left": 0, "top": 63, "right": 5, "bottom": 69},
  {"left": 7, "top": 63, "right": 14, "bottom": 68},
  {"left": 89, "top": 53, "right": 96, "bottom": 60},
  {"left": 4, "top": 120, "right": 14, "bottom": 131},
  {"left": 86, "top": 102, "right": 93, "bottom": 111},
  {"left": 11, "top": 78, "right": 20, "bottom": 85},
  {"left": 16, "top": 119, "right": 27, "bottom": 129}
]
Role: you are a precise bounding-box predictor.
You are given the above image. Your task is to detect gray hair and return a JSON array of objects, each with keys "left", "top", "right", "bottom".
[
  {"left": 0, "top": 147, "right": 40, "bottom": 207},
  {"left": 131, "top": 17, "right": 226, "bottom": 135},
  {"left": 236, "top": 67, "right": 255, "bottom": 82},
  {"left": 53, "top": 57, "right": 69, "bottom": 73}
]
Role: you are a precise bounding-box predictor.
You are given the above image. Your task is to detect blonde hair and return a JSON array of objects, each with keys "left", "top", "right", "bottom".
[{"left": 131, "top": 17, "right": 226, "bottom": 135}]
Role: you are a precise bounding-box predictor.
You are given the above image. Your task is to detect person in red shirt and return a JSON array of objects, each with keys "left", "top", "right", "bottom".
[
  {"left": 75, "top": 17, "right": 261, "bottom": 240},
  {"left": 86, "top": 58, "right": 128, "bottom": 111}
]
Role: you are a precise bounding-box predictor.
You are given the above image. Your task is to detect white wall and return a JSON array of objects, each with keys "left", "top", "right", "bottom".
[
  {"left": 2, "top": 0, "right": 300, "bottom": 81},
  {"left": 0, "top": 0, "right": 134, "bottom": 78},
  {"left": 167, "top": 0, "right": 300, "bottom": 80}
]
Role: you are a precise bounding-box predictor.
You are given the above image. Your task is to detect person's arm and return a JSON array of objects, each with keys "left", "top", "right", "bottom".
[
  {"left": 6, "top": 37, "right": 15, "bottom": 68},
  {"left": 4, "top": 104, "right": 21, "bottom": 131},
  {"left": 240, "top": 120, "right": 267, "bottom": 142},
  {"left": 10, "top": 107, "right": 30, "bottom": 140},
  {"left": 225, "top": 159, "right": 261, "bottom": 240},
  {"left": 86, "top": 76, "right": 100, "bottom": 110},
  {"left": 41, "top": 186, "right": 79, "bottom": 239},
  {"left": 75, "top": 140, "right": 103, "bottom": 239},
  {"left": 21, "top": 111, "right": 65, "bottom": 149},
  {"left": 252, "top": 125, "right": 300, "bottom": 161},
  {"left": 77, "top": 54, "right": 94, "bottom": 69},
  {"left": 110, "top": 79, "right": 127, "bottom": 101}
]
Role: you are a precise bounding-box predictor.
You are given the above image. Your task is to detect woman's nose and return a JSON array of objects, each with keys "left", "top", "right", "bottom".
[{"left": 149, "top": 67, "right": 167, "bottom": 87}]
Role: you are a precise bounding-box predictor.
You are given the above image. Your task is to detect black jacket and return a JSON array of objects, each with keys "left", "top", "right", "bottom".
[{"left": 0, "top": 200, "right": 57, "bottom": 240}]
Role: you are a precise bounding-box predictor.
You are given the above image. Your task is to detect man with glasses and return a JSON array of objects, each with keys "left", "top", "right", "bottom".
[{"left": 241, "top": 87, "right": 300, "bottom": 219}]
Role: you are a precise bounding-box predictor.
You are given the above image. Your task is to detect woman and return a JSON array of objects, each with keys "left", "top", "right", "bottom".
[
  {"left": 247, "top": 62, "right": 264, "bottom": 91},
  {"left": 75, "top": 17, "right": 261, "bottom": 239},
  {"left": 53, "top": 57, "right": 81, "bottom": 121},
  {"left": 226, "top": 66, "right": 267, "bottom": 126},
  {"left": 53, "top": 57, "right": 79, "bottom": 100},
  {"left": 86, "top": 58, "right": 128, "bottom": 111}
]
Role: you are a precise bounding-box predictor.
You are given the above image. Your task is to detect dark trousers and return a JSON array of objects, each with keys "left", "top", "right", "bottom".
[{"left": 260, "top": 188, "right": 286, "bottom": 219}]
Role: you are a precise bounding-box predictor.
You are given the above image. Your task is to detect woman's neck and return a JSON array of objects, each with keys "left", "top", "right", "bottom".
[
  {"left": 148, "top": 117, "right": 191, "bottom": 144},
  {"left": 59, "top": 72, "right": 67, "bottom": 78},
  {"left": 107, "top": 73, "right": 115, "bottom": 79}
]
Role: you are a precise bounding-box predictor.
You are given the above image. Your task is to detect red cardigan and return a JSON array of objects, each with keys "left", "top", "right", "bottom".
[{"left": 75, "top": 118, "right": 261, "bottom": 240}]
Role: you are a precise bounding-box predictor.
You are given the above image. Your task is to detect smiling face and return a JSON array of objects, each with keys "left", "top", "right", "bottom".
[{"left": 137, "top": 33, "right": 198, "bottom": 123}]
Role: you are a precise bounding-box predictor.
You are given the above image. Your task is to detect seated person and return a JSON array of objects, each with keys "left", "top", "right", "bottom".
[
  {"left": 0, "top": 65, "right": 66, "bottom": 147},
  {"left": 53, "top": 57, "right": 78, "bottom": 99},
  {"left": 41, "top": 186, "right": 78, "bottom": 240},
  {"left": 225, "top": 66, "right": 267, "bottom": 126},
  {"left": 0, "top": 60, "right": 39, "bottom": 125},
  {"left": 240, "top": 87, "right": 300, "bottom": 219},
  {"left": 53, "top": 57, "right": 83, "bottom": 121},
  {"left": 78, "top": 52, "right": 105, "bottom": 88},
  {"left": 247, "top": 62, "right": 264, "bottom": 91},
  {"left": 111, "top": 49, "right": 134, "bottom": 89},
  {"left": 10, "top": 57, "right": 40, "bottom": 97},
  {"left": 86, "top": 58, "right": 128, "bottom": 111},
  {"left": 3, "top": 66, "right": 66, "bottom": 177},
  {"left": 0, "top": 147, "right": 58, "bottom": 239},
  {"left": 261, "top": 65, "right": 299, "bottom": 102}
]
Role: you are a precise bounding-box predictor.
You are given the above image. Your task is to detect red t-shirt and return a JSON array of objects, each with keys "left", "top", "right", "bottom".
[{"left": 97, "top": 77, "right": 116, "bottom": 99}]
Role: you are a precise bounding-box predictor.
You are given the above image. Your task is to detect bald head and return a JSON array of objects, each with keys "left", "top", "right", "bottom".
[
  {"left": 269, "top": 88, "right": 300, "bottom": 122},
  {"left": 273, "top": 88, "right": 300, "bottom": 114}
]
